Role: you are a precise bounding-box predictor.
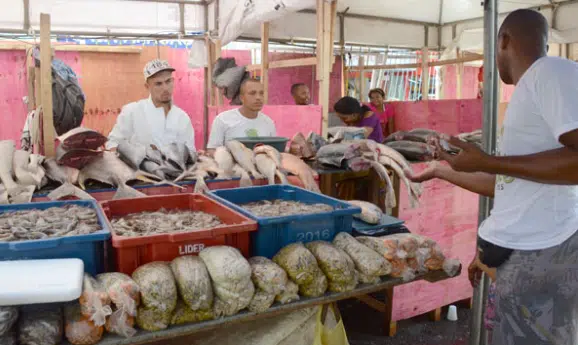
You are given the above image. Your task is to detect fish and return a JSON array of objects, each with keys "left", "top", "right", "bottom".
[
  {"left": 0, "top": 204, "right": 101, "bottom": 242},
  {"left": 225, "top": 140, "right": 263, "bottom": 179},
  {"left": 192, "top": 169, "right": 210, "bottom": 193},
  {"left": 383, "top": 131, "right": 407, "bottom": 143},
  {"left": 232, "top": 164, "right": 253, "bottom": 187},
  {"left": 13, "top": 150, "right": 45, "bottom": 188},
  {"left": 327, "top": 127, "right": 366, "bottom": 142},
  {"left": 0, "top": 184, "right": 7, "bottom": 204},
  {"left": 161, "top": 143, "right": 190, "bottom": 171},
  {"left": 141, "top": 160, "right": 166, "bottom": 180},
  {"left": 56, "top": 145, "right": 103, "bottom": 169},
  {"left": 307, "top": 132, "right": 328, "bottom": 153},
  {"left": 117, "top": 140, "right": 147, "bottom": 170},
  {"left": 386, "top": 141, "right": 435, "bottom": 162},
  {"left": 145, "top": 146, "right": 165, "bottom": 165},
  {"left": 378, "top": 155, "right": 420, "bottom": 208},
  {"left": 345, "top": 157, "right": 372, "bottom": 172},
  {"left": 367, "top": 160, "right": 396, "bottom": 209},
  {"left": 57, "top": 127, "right": 107, "bottom": 150},
  {"left": 112, "top": 184, "right": 147, "bottom": 200},
  {"left": 241, "top": 199, "right": 333, "bottom": 217},
  {"left": 288, "top": 132, "right": 315, "bottom": 160},
  {"left": 0, "top": 140, "right": 31, "bottom": 198},
  {"left": 174, "top": 155, "right": 225, "bottom": 183},
  {"left": 253, "top": 145, "right": 282, "bottom": 167},
  {"left": 214, "top": 146, "right": 235, "bottom": 177},
  {"left": 316, "top": 143, "right": 364, "bottom": 168},
  {"left": 280, "top": 153, "right": 320, "bottom": 193},
  {"left": 347, "top": 200, "right": 383, "bottom": 224},
  {"left": 255, "top": 153, "right": 288, "bottom": 185},
  {"left": 404, "top": 128, "right": 440, "bottom": 143},
  {"left": 43, "top": 158, "right": 80, "bottom": 186}
]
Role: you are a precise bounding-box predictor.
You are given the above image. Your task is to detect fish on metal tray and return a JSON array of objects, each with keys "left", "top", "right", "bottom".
[
  {"left": 307, "top": 131, "right": 328, "bottom": 153},
  {"left": 0, "top": 204, "right": 101, "bottom": 242},
  {"left": 56, "top": 145, "right": 103, "bottom": 170},
  {"left": 386, "top": 141, "right": 435, "bottom": 162},
  {"left": 225, "top": 140, "right": 263, "bottom": 179},
  {"left": 110, "top": 209, "right": 222, "bottom": 237},
  {"left": 241, "top": 199, "right": 333, "bottom": 218},
  {"left": 57, "top": 127, "right": 107, "bottom": 151},
  {"left": 280, "top": 153, "right": 320, "bottom": 193},
  {"left": 288, "top": 132, "right": 316, "bottom": 160},
  {"left": 347, "top": 200, "right": 383, "bottom": 224}
]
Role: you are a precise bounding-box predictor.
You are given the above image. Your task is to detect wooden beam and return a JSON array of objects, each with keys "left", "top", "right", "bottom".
[
  {"left": 261, "top": 22, "right": 269, "bottom": 104},
  {"left": 26, "top": 48, "right": 35, "bottom": 111},
  {"left": 456, "top": 49, "right": 463, "bottom": 99},
  {"left": 213, "top": 39, "right": 222, "bottom": 105},
  {"left": 358, "top": 56, "right": 365, "bottom": 101},
  {"left": 246, "top": 57, "right": 318, "bottom": 72},
  {"left": 40, "top": 13, "right": 55, "bottom": 158},
  {"left": 355, "top": 295, "right": 387, "bottom": 313},
  {"left": 421, "top": 47, "right": 429, "bottom": 100},
  {"left": 0, "top": 42, "right": 142, "bottom": 53},
  {"left": 320, "top": 0, "right": 334, "bottom": 137},
  {"left": 315, "top": 0, "right": 324, "bottom": 81},
  {"left": 206, "top": 36, "right": 214, "bottom": 106},
  {"left": 352, "top": 54, "right": 483, "bottom": 71}
]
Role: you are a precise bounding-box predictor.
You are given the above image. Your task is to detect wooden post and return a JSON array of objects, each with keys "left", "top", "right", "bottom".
[
  {"left": 206, "top": 36, "right": 215, "bottom": 106},
  {"left": 316, "top": 0, "right": 324, "bottom": 81},
  {"left": 40, "top": 13, "right": 55, "bottom": 157},
  {"left": 358, "top": 56, "right": 365, "bottom": 101},
  {"left": 261, "top": 22, "right": 269, "bottom": 104},
  {"left": 214, "top": 39, "right": 223, "bottom": 106},
  {"left": 421, "top": 47, "right": 429, "bottom": 100},
  {"left": 319, "top": 0, "right": 335, "bottom": 137}
]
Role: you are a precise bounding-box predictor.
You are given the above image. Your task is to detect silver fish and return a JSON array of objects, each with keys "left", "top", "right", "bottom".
[
  {"left": 225, "top": 140, "right": 263, "bottom": 179},
  {"left": 367, "top": 160, "right": 396, "bottom": 209},
  {"left": 232, "top": 164, "right": 253, "bottom": 187},
  {"left": 280, "top": 153, "right": 319, "bottom": 193},
  {"left": 117, "top": 140, "right": 147, "bottom": 170},
  {"left": 347, "top": 200, "right": 383, "bottom": 224},
  {"left": 0, "top": 140, "right": 30, "bottom": 198},
  {"left": 13, "top": 150, "right": 44, "bottom": 188},
  {"left": 43, "top": 157, "right": 93, "bottom": 201},
  {"left": 386, "top": 141, "right": 435, "bottom": 162},
  {"left": 255, "top": 154, "right": 287, "bottom": 185},
  {"left": 378, "top": 155, "right": 420, "bottom": 208},
  {"left": 214, "top": 146, "right": 235, "bottom": 178}
]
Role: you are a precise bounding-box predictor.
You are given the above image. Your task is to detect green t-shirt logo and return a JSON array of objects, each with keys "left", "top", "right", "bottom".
[{"left": 245, "top": 128, "right": 258, "bottom": 137}]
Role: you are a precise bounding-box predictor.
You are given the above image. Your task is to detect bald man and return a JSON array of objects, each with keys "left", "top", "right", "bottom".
[
  {"left": 207, "top": 79, "right": 276, "bottom": 150},
  {"left": 404, "top": 9, "right": 578, "bottom": 345}
]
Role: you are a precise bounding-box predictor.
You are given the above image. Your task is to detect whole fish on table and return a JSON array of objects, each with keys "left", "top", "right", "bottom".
[
  {"left": 161, "top": 143, "right": 192, "bottom": 172},
  {"left": 307, "top": 131, "right": 328, "bottom": 153},
  {"left": 280, "top": 153, "right": 320, "bottom": 193},
  {"left": 386, "top": 141, "right": 435, "bottom": 162},
  {"left": 378, "top": 155, "right": 420, "bottom": 208},
  {"left": 383, "top": 131, "right": 407, "bottom": 143},
  {"left": 43, "top": 158, "right": 94, "bottom": 201},
  {"left": 13, "top": 150, "right": 45, "bottom": 188},
  {"left": 225, "top": 140, "right": 263, "bottom": 179},
  {"left": 367, "top": 160, "right": 397, "bottom": 209},
  {"left": 117, "top": 140, "right": 147, "bottom": 170},
  {"left": 57, "top": 127, "right": 107, "bottom": 151},
  {"left": 0, "top": 140, "right": 34, "bottom": 202},
  {"left": 289, "top": 132, "right": 315, "bottom": 160},
  {"left": 403, "top": 128, "right": 440, "bottom": 143},
  {"left": 232, "top": 164, "right": 253, "bottom": 187},
  {"left": 347, "top": 200, "right": 383, "bottom": 224},
  {"left": 174, "top": 155, "right": 225, "bottom": 183},
  {"left": 316, "top": 143, "right": 363, "bottom": 168},
  {"left": 255, "top": 154, "right": 288, "bottom": 185},
  {"left": 214, "top": 146, "right": 235, "bottom": 178}
]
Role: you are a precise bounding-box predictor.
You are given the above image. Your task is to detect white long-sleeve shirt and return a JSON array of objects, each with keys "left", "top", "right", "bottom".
[{"left": 106, "top": 97, "right": 196, "bottom": 152}]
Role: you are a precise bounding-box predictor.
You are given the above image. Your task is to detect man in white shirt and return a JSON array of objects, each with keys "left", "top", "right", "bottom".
[
  {"left": 207, "top": 79, "right": 276, "bottom": 152},
  {"left": 106, "top": 59, "right": 196, "bottom": 152},
  {"left": 405, "top": 10, "right": 578, "bottom": 345}
]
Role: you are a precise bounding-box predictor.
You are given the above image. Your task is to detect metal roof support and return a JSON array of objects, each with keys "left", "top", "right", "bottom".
[
  {"left": 299, "top": 9, "right": 440, "bottom": 27},
  {"left": 119, "top": 0, "right": 206, "bottom": 4},
  {"left": 0, "top": 28, "right": 206, "bottom": 40},
  {"left": 23, "top": 0, "right": 30, "bottom": 31},
  {"left": 470, "top": 1, "right": 498, "bottom": 344},
  {"left": 437, "top": 0, "right": 444, "bottom": 50}
]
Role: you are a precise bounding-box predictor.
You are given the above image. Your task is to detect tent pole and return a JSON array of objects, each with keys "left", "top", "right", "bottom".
[{"left": 470, "top": 1, "right": 498, "bottom": 345}]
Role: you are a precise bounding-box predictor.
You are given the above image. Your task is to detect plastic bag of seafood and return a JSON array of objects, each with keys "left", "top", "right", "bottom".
[
  {"left": 170, "top": 256, "right": 213, "bottom": 311},
  {"left": 199, "top": 246, "right": 255, "bottom": 317},
  {"left": 0, "top": 330, "right": 17, "bottom": 345},
  {"left": 64, "top": 304, "right": 103, "bottom": 345},
  {"left": 136, "top": 306, "right": 171, "bottom": 332},
  {"left": 273, "top": 243, "right": 327, "bottom": 297},
  {"left": 170, "top": 301, "right": 214, "bottom": 326},
  {"left": 79, "top": 274, "right": 112, "bottom": 327},
  {"left": 333, "top": 232, "right": 391, "bottom": 279},
  {"left": 248, "top": 290, "right": 276, "bottom": 313},
  {"left": 0, "top": 307, "right": 18, "bottom": 336},
  {"left": 131, "top": 262, "right": 177, "bottom": 320},
  {"left": 105, "top": 309, "right": 136, "bottom": 338},
  {"left": 18, "top": 305, "right": 63, "bottom": 345},
  {"left": 305, "top": 241, "right": 357, "bottom": 292},
  {"left": 96, "top": 272, "right": 140, "bottom": 317},
  {"left": 249, "top": 256, "right": 288, "bottom": 296},
  {"left": 356, "top": 236, "right": 415, "bottom": 281},
  {"left": 275, "top": 281, "right": 300, "bottom": 304}
]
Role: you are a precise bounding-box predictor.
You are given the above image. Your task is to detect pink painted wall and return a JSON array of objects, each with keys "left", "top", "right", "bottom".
[
  {"left": 442, "top": 65, "right": 515, "bottom": 102},
  {"left": 207, "top": 105, "right": 322, "bottom": 141},
  {"left": 389, "top": 99, "right": 482, "bottom": 321}
]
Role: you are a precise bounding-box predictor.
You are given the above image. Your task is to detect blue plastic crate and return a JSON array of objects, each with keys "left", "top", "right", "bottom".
[
  {"left": 0, "top": 200, "right": 111, "bottom": 275},
  {"left": 209, "top": 185, "right": 361, "bottom": 258}
]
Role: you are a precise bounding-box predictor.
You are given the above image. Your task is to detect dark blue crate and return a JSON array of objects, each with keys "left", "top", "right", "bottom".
[
  {"left": 0, "top": 200, "right": 111, "bottom": 275},
  {"left": 209, "top": 185, "right": 361, "bottom": 258}
]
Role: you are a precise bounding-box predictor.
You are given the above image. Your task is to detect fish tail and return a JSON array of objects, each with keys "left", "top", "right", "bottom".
[
  {"left": 194, "top": 178, "right": 209, "bottom": 193},
  {"left": 155, "top": 180, "right": 185, "bottom": 190},
  {"left": 276, "top": 169, "right": 289, "bottom": 185},
  {"left": 239, "top": 171, "right": 253, "bottom": 187},
  {"left": 113, "top": 184, "right": 146, "bottom": 200},
  {"left": 47, "top": 183, "right": 95, "bottom": 201}
]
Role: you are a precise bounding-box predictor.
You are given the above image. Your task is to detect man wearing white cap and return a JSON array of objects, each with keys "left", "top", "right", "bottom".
[{"left": 106, "top": 59, "right": 196, "bottom": 152}]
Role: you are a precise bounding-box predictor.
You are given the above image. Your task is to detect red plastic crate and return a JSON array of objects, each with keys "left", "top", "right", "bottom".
[{"left": 100, "top": 193, "right": 257, "bottom": 275}]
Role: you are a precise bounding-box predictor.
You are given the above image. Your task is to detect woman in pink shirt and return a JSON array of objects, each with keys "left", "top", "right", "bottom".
[{"left": 367, "top": 88, "right": 395, "bottom": 137}]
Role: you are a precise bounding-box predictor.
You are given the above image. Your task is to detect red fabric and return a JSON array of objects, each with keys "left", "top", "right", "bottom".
[{"left": 478, "top": 66, "right": 484, "bottom": 82}]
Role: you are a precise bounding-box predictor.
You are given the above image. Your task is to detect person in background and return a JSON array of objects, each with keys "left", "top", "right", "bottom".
[
  {"left": 367, "top": 88, "right": 395, "bottom": 137},
  {"left": 291, "top": 83, "right": 311, "bottom": 105},
  {"left": 477, "top": 65, "right": 484, "bottom": 99},
  {"left": 334, "top": 96, "right": 383, "bottom": 143},
  {"left": 107, "top": 59, "right": 195, "bottom": 152},
  {"left": 207, "top": 79, "right": 276, "bottom": 151},
  {"left": 405, "top": 9, "right": 578, "bottom": 345}
]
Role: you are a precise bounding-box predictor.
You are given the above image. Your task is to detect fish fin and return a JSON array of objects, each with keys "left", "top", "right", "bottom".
[
  {"left": 48, "top": 183, "right": 95, "bottom": 201},
  {"left": 193, "top": 179, "right": 210, "bottom": 193},
  {"left": 250, "top": 170, "right": 264, "bottom": 179},
  {"left": 154, "top": 180, "right": 185, "bottom": 190},
  {"left": 8, "top": 185, "right": 35, "bottom": 204},
  {"left": 275, "top": 169, "right": 289, "bottom": 184},
  {"left": 113, "top": 184, "right": 146, "bottom": 200},
  {"left": 239, "top": 171, "right": 253, "bottom": 187}
]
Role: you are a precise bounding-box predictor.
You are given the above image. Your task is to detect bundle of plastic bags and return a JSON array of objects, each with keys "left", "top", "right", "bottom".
[
  {"left": 18, "top": 305, "right": 63, "bottom": 345},
  {"left": 275, "top": 281, "right": 300, "bottom": 305},
  {"left": 248, "top": 257, "right": 289, "bottom": 313},
  {"left": 132, "top": 262, "right": 178, "bottom": 331},
  {"left": 64, "top": 304, "right": 103, "bottom": 345},
  {"left": 0, "top": 306, "right": 18, "bottom": 345},
  {"left": 97, "top": 272, "right": 140, "bottom": 337},
  {"left": 356, "top": 236, "right": 416, "bottom": 281},
  {"left": 332, "top": 232, "right": 391, "bottom": 283},
  {"left": 199, "top": 246, "right": 255, "bottom": 317},
  {"left": 170, "top": 301, "right": 215, "bottom": 326},
  {"left": 305, "top": 241, "right": 358, "bottom": 292},
  {"left": 273, "top": 243, "right": 327, "bottom": 298},
  {"left": 79, "top": 274, "right": 112, "bottom": 327}
]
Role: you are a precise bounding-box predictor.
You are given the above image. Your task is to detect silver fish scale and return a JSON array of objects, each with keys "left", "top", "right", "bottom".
[
  {"left": 0, "top": 205, "right": 100, "bottom": 242},
  {"left": 241, "top": 199, "right": 333, "bottom": 217}
]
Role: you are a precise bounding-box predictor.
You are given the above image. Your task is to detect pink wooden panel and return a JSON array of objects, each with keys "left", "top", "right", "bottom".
[
  {"left": 0, "top": 50, "right": 30, "bottom": 144},
  {"left": 207, "top": 105, "right": 322, "bottom": 142}
]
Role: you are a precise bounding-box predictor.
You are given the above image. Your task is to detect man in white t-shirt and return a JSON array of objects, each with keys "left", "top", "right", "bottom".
[
  {"left": 206, "top": 79, "right": 276, "bottom": 152},
  {"left": 106, "top": 59, "right": 196, "bottom": 153},
  {"left": 405, "top": 10, "right": 578, "bottom": 345}
]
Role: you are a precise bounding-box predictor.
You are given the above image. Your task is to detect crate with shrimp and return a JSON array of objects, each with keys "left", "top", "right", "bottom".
[
  {"left": 208, "top": 185, "right": 361, "bottom": 258},
  {"left": 0, "top": 199, "right": 111, "bottom": 275},
  {"left": 100, "top": 193, "right": 257, "bottom": 275}
]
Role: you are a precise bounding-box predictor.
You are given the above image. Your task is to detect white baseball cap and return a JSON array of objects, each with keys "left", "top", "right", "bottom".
[{"left": 143, "top": 59, "right": 175, "bottom": 81}]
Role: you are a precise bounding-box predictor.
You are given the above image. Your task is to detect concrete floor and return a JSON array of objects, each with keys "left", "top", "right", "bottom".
[{"left": 340, "top": 300, "right": 472, "bottom": 345}]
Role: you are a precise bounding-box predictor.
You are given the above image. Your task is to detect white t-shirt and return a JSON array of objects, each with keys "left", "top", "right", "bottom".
[
  {"left": 207, "top": 108, "right": 276, "bottom": 149},
  {"left": 479, "top": 57, "right": 578, "bottom": 250},
  {"left": 106, "top": 97, "right": 196, "bottom": 152}
]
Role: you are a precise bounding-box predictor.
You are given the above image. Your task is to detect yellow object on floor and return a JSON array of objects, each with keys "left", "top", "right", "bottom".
[{"left": 314, "top": 304, "right": 350, "bottom": 345}]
